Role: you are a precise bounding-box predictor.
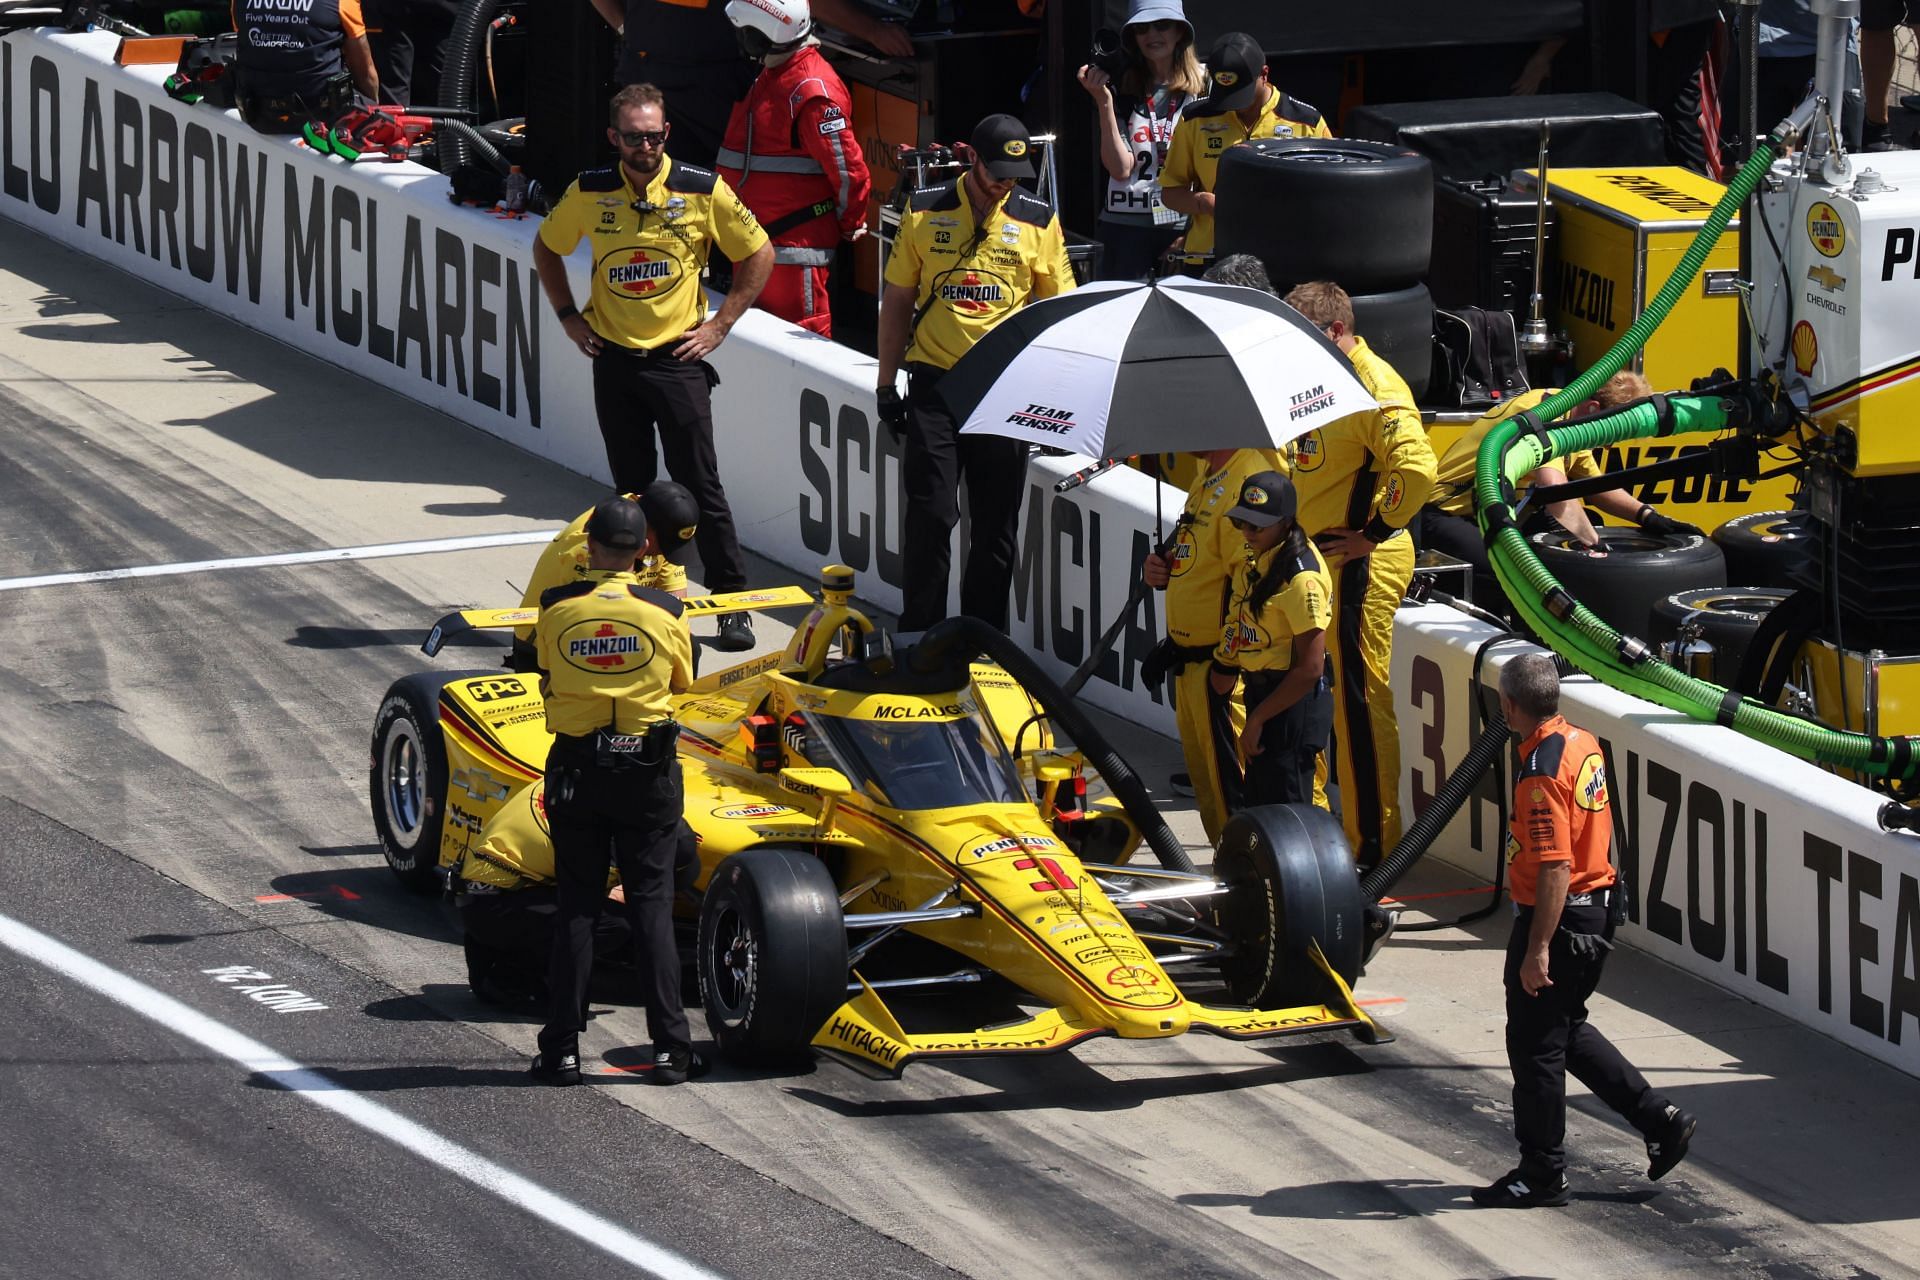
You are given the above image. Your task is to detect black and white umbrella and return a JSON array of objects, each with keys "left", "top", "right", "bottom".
[{"left": 939, "top": 276, "right": 1377, "bottom": 459}]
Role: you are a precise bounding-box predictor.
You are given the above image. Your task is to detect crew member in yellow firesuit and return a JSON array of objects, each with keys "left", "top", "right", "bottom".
[
  {"left": 507, "top": 480, "right": 701, "bottom": 673},
  {"left": 1159, "top": 32, "right": 1331, "bottom": 272},
  {"left": 529, "top": 497, "right": 698, "bottom": 1087},
  {"left": 1280, "top": 281, "right": 1438, "bottom": 868},
  {"left": 1207, "top": 471, "right": 1333, "bottom": 807},
  {"left": 1139, "top": 444, "right": 1285, "bottom": 842}
]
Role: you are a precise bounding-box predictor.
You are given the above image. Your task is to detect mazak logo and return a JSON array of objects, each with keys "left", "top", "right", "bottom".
[
  {"left": 560, "top": 619, "right": 655, "bottom": 672},
  {"left": 1004, "top": 404, "right": 1076, "bottom": 434},
  {"left": 607, "top": 249, "right": 681, "bottom": 296},
  {"left": 939, "top": 272, "right": 1007, "bottom": 313},
  {"left": 1288, "top": 382, "right": 1333, "bottom": 420}
]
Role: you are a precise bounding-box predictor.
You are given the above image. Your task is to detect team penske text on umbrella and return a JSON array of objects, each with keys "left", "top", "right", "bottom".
[{"left": 937, "top": 276, "right": 1377, "bottom": 458}]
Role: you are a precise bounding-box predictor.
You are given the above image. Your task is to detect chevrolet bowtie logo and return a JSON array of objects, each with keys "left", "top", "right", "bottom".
[
  {"left": 1806, "top": 264, "right": 1846, "bottom": 292},
  {"left": 452, "top": 768, "right": 512, "bottom": 803}
]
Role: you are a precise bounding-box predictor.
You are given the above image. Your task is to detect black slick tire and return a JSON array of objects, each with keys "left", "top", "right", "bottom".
[
  {"left": 1712, "top": 510, "right": 1813, "bottom": 589},
  {"left": 1213, "top": 138, "right": 1433, "bottom": 293},
  {"left": 698, "top": 847, "right": 849, "bottom": 1066},
  {"left": 1528, "top": 526, "right": 1726, "bottom": 636},
  {"left": 1350, "top": 282, "right": 1434, "bottom": 401},
  {"left": 1212, "top": 803, "right": 1365, "bottom": 1007},
  {"left": 370, "top": 671, "right": 486, "bottom": 893},
  {"left": 1648, "top": 587, "right": 1792, "bottom": 681}
]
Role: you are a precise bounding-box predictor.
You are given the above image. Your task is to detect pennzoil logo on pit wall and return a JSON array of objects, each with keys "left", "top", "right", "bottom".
[{"left": 1807, "top": 202, "right": 1845, "bottom": 258}]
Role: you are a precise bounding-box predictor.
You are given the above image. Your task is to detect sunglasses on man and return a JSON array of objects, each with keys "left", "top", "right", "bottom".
[{"left": 619, "top": 129, "right": 669, "bottom": 149}]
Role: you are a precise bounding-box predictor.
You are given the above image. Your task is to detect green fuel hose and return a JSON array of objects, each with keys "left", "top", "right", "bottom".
[{"left": 1470, "top": 134, "right": 1920, "bottom": 782}]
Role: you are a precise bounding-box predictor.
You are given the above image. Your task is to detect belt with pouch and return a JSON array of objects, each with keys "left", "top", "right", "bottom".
[
  {"left": 1513, "top": 887, "right": 1611, "bottom": 915},
  {"left": 588, "top": 720, "right": 679, "bottom": 769}
]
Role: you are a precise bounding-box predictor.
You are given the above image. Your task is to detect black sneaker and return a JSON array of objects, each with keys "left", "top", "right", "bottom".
[
  {"left": 1169, "top": 772, "right": 1195, "bottom": 797},
  {"left": 529, "top": 1050, "right": 582, "bottom": 1086},
  {"left": 1646, "top": 1105, "right": 1696, "bottom": 1181},
  {"left": 651, "top": 1046, "right": 710, "bottom": 1085},
  {"left": 714, "top": 612, "right": 754, "bottom": 653},
  {"left": 1470, "top": 1168, "right": 1570, "bottom": 1208},
  {"left": 1865, "top": 120, "right": 1896, "bottom": 151}
]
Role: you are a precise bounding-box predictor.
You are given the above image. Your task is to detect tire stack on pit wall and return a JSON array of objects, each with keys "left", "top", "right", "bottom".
[{"left": 1214, "top": 139, "right": 1435, "bottom": 399}]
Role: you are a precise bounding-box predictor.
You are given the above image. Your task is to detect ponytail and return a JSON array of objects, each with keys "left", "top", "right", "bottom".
[{"left": 1246, "top": 524, "right": 1311, "bottom": 617}]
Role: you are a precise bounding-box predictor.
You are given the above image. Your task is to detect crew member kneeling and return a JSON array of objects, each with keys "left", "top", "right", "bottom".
[
  {"left": 530, "top": 497, "right": 700, "bottom": 1087},
  {"left": 1208, "top": 472, "right": 1332, "bottom": 806}
]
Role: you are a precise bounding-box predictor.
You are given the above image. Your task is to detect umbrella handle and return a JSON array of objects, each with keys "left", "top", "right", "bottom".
[{"left": 1061, "top": 516, "right": 1192, "bottom": 698}]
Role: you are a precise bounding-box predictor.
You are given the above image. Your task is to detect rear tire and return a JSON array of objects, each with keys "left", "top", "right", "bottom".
[
  {"left": 1213, "top": 804, "right": 1365, "bottom": 1007},
  {"left": 1214, "top": 138, "right": 1433, "bottom": 293},
  {"left": 1712, "top": 510, "right": 1813, "bottom": 589},
  {"left": 1529, "top": 526, "right": 1726, "bottom": 636},
  {"left": 1648, "top": 587, "right": 1792, "bottom": 681},
  {"left": 370, "top": 671, "right": 488, "bottom": 893},
  {"left": 698, "top": 848, "right": 849, "bottom": 1066}
]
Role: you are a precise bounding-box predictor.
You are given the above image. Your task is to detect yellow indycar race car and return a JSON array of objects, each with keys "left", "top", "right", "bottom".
[{"left": 370, "top": 567, "right": 1388, "bottom": 1077}]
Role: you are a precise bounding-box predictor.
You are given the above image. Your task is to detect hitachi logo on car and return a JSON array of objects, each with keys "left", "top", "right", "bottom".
[{"left": 569, "top": 634, "right": 644, "bottom": 657}]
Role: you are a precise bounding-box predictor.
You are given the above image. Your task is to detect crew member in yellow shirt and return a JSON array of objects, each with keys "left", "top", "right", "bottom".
[
  {"left": 1208, "top": 471, "right": 1333, "bottom": 806},
  {"left": 530, "top": 497, "right": 699, "bottom": 1087},
  {"left": 1159, "top": 32, "right": 1331, "bottom": 271},
  {"left": 1281, "top": 281, "right": 1438, "bottom": 868},
  {"left": 533, "top": 83, "right": 774, "bottom": 651},
  {"left": 875, "top": 113, "right": 1076, "bottom": 633},
  {"left": 1139, "top": 446, "right": 1284, "bottom": 842}
]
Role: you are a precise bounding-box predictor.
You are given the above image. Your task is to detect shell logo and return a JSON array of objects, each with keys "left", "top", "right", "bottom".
[
  {"left": 1791, "top": 320, "right": 1819, "bottom": 377},
  {"left": 1806, "top": 201, "right": 1845, "bottom": 258},
  {"left": 1105, "top": 964, "right": 1161, "bottom": 991}
]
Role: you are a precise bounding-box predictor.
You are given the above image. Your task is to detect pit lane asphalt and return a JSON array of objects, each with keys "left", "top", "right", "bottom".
[{"left": 3, "top": 231, "right": 1918, "bottom": 1280}]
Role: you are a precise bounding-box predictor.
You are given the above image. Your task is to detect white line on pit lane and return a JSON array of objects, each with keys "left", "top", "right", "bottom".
[
  {"left": 0, "top": 529, "right": 562, "bottom": 594},
  {"left": 0, "top": 910, "right": 723, "bottom": 1280}
]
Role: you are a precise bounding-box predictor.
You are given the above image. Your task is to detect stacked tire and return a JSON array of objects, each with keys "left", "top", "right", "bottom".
[
  {"left": 1214, "top": 138, "right": 1435, "bottom": 398},
  {"left": 1647, "top": 587, "right": 1792, "bottom": 685},
  {"left": 1712, "top": 510, "right": 1814, "bottom": 589},
  {"left": 1527, "top": 526, "right": 1727, "bottom": 636}
]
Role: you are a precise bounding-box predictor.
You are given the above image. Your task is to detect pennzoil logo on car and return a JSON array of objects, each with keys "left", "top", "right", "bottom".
[
  {"left": 711, "top": 803, "right": 799, "bottom": 820},
  {"left": 559, "top": 618, "right": 655, "bottom": 672},
  {"left": 966, "top": 833, "right": 1059, "bottom": 859}
]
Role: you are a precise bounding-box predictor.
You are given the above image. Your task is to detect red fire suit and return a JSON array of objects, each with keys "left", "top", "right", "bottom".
[{"left": 716, "top": 45, "right": 871, "bottom": 337}]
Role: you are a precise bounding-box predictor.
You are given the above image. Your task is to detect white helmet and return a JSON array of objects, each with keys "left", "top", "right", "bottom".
[{"left": 726, "top": 0, "right": 811, "bottom": 59}]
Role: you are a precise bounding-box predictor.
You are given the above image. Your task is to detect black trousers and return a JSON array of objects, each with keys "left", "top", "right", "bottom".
[
  {"left": 1505, "top": 901, "right": 1670, "bottom": 1178},
  {"left": 592, "top": 346, "right": 746, "bottom": 592},
  {"left": 538, "top": 737, "right": 689, "bottom": 1060},
  {"left": 460, "top": 887, "right": 631, "bottom": 993},
  {"left": 900, "top": 363, "right": 1030, "bottom": 632},
  {"left": 365, "top": 0, "right": 461, "bottom": 107},
  {"left": 1239, "top": 669, "right": 1332, "bottom": 807}
]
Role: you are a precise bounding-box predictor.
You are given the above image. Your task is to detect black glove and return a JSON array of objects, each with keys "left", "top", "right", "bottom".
[
  {"left": 1636, "top": 505, "right": 1702, "bottom": 538},
  {"left": 1139, "top": 636, "right": 1176, "bottom": 691},
  {"left": 876, "top": 385, "right": 909, "bottom": 439},
  {"left": 1561, "top": 929, "right": 1615, "bottom": 961}
]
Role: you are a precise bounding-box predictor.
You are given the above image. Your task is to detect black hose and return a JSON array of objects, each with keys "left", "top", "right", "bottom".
[
  {"left": 1360, "top": 714, "right": 1508, "bottom": 901},
  {"left": 911, "top": 618, "right": 1197, "bottom": 873},
  {"left": 435, "top": 117, "right": 511, "bottom": 174},
  {"left": 437, "top": 0, "right": 506, "bottom": 172}
]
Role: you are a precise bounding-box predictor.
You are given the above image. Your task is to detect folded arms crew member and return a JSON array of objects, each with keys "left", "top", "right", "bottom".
[
  {"left": 876, "top": 113, "right": 1076, "bottom": 633},
  {"left": 509, "top": 480, "right": 701, "bottom": 672},
  {"left": 1422, "top": 372, "right": 1701, "bottom": 614},
  {"left": 1474, "top": 653, "right": 1695, "bottom": 1207},
  {"left": 1140, "top": 446, "right": 1285, "bottom": 842},
  {"left": 232, "top": 0, "right": 379, "bottom": 133},
  {"left": 718, "top": 0, "right": 872, "bottom": 338},
  {"left": 533, "top": 84, "right": 773, "bottom": 653},
  {"left": 1281, "top": 281, "right": 1437, "bottom": 868},
  {"left": 1160, "top": 32, "right": 1330, "bottom": 271},
  {"left": 530, "top": 498, "right": 700, "bottom": 1087},
  {"left": 1209, "top": 471, "right": 1333, "bottom": 807}
]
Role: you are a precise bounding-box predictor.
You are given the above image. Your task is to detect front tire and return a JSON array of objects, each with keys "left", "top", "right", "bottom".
[
  {"left": 1213, "top": 804, "right": 1365, "bottom": 1007},
  {"left": 698, "top": 848, "right": 849, "bottom": 1066},
  {"left": 369, "top": 671, "right": 483, "bottom": 893}
]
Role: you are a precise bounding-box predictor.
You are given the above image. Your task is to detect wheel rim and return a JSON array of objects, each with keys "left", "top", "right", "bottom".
[
  {"left": 708, "top": 903, "right": 757, "bottom": 1019},
  {"left": 382, "top": 718, "right": 426, "bottom": 850}
]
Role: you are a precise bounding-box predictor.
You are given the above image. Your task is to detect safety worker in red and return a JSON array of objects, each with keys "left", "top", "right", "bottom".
[
  {"left": 1474, "top": 652, "right": 1695, "bottom": 1207},
  {"left": 1280, "top": 281, "right": 1437, "bottom": 870},
  {"left": 717, "top": 0, "right": 872, "bottom": 338},
  {"left": 1160, "top": 32, "right": 1330, "bottom": 272}
]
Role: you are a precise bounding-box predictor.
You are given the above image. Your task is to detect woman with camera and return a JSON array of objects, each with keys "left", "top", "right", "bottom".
[{"left": 1076, "top": 1, "right": 1204, "bottom": 280}]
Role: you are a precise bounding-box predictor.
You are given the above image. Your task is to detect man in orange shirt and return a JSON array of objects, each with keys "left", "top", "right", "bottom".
[{"left": 1473, "top": 653, "right": 1696, "bottom": 1208}]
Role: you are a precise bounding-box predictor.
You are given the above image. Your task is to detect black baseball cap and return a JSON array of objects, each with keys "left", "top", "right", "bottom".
[
  {"left": 1195, "top": 32, "right": 1266, "bottom": 114},
  {"left": 1226, "top": 470, "right": 1298, "bottom": 528},
  {"left": 585, "top": 496, "right": 647, "bottom": 551},
  {"left": 638, "top": 480, "right": 699, "bottom": 564},
  {"left": 971, "top": 113, "right": 1036, "bottom": 180}
]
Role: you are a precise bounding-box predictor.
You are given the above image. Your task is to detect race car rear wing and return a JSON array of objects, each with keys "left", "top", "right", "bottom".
[{"left": 421, "top": 584, "right": 816, "bottom": 656}]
